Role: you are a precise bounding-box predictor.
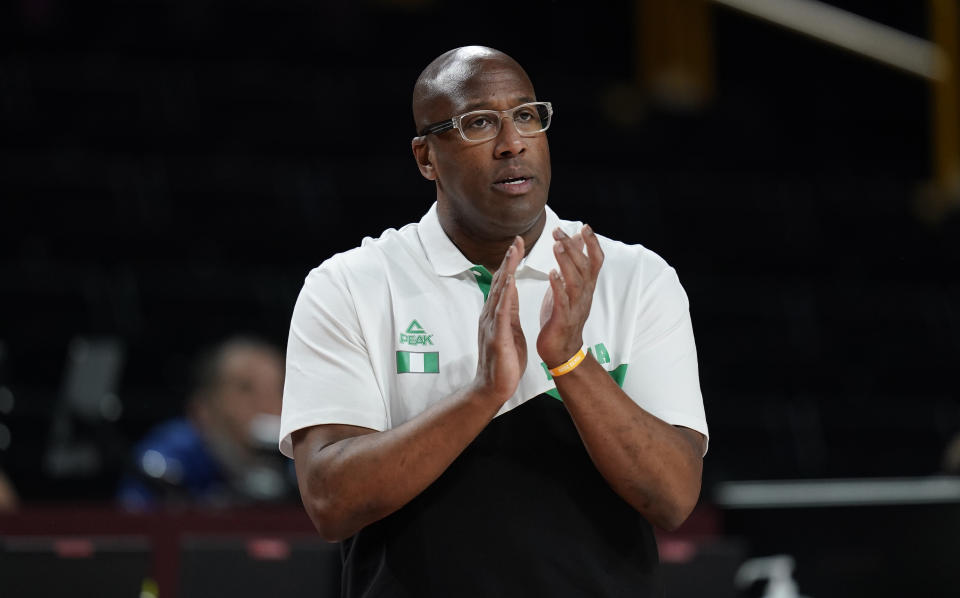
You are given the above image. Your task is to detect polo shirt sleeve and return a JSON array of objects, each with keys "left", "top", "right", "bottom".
[
  {"left": 279, "top": 262, "right": 388, "bottom": 458},
  {"left": 621, "top": 265, "right": 709, "bottom": 450}
]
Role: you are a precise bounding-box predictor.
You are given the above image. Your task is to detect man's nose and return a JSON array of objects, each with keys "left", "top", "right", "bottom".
[{"left": 493, "top": 117, "right": 526, "bottom": 158}]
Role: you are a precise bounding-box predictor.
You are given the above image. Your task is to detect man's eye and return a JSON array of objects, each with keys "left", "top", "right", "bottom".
[
  {"left": 515, "top": 109, "right": 536, "bottom": 122},
  {"left": 466, "top": 116, "right": 495, "bottom": 129}
]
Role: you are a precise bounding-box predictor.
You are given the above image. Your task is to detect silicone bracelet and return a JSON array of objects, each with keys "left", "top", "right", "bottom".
[{"left": 548, "top": 347, "right": 587, "bottom": 377}]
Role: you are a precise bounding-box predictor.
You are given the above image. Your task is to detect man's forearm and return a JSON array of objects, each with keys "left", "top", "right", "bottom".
[
  {"left": 554, "top": 355, "right": 705, "bottom": 530},
  {"left": 293, "top": 385, "right": 503, "bottom": 541}
]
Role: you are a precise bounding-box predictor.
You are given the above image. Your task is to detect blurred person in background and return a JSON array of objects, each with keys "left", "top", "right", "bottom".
[{"left": 118, "top": 336, "right": 295, "bottom": 508}]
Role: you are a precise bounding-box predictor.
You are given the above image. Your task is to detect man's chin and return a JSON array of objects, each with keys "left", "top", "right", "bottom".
[{"left": 487, "top": 197, "right": 547, "bottom": 235}]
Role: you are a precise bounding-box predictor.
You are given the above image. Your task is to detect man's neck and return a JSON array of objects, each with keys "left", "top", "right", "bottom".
[{"left": 442, "top": 210, "right": 547, "bottom": 273}]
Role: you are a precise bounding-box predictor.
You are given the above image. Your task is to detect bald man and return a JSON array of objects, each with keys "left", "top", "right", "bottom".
[{"left": 281, "top": 47, "right": 709, "bottom": 597}]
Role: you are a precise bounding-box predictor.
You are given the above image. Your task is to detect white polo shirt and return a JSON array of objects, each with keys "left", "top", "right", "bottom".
[{"left": 279, "top": 203, "right": 708, "bottom": 458}]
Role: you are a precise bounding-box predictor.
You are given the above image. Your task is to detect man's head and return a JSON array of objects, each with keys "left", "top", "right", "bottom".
[
  {"left": 188, "top": 337, "right": 284, "bottom": 457},
  {"left": 412, "top": 46, "right": 551, "bottom": 248}
]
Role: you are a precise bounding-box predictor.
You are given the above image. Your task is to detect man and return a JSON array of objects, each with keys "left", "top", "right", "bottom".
[
  {"left": 119, "top": 337, "right": 292, "bottom": 507},
  {"left": 280, "top": 46, "right": 708, "bottom": 596}
]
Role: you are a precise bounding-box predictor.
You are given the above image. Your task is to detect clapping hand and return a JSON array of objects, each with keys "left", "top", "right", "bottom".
[{"left": 537, "top": 225, "right": 604, "bottom": 369}]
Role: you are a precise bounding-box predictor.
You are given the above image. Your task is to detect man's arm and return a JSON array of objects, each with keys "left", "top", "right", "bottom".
[
  {"left": 538, "top": 225, "right": 705, "bottom": 531},
  {"left": 292, "top": 237, "right": 527, "bottom": 542},
  {"left": 553, "top": 357, "right": 705, "bottom": 530}
]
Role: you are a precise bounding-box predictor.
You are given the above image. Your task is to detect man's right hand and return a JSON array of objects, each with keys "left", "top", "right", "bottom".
[{"left": 473, "top": 235, "right": 526, "bottom": 405}]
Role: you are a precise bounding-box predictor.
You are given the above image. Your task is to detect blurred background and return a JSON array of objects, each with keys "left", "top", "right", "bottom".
[{"left": 1, "top": 0, "right": 959, "bottom": 596}]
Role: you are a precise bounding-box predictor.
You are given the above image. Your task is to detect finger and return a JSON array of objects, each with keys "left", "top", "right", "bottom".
[
  {"left": 505, "top": 235, "right": 525, "bottom": 276},
  {"left": 494, "top": 236, "right": 524, "bottom": 283},
  {"left": 487, "top": 237, "right": 523, "bottom": 308},
  {"left": 553, "top": 227, "right": 589, "bottom": 274},
  {"left": 494, "top": 272, "right": 517, "bottom": 341},
  {"left": 552, "top": 227, "right": 590, "bottom": 280},
  {"left": 570, "top": 232, "right": 585, "bottom": 255},
  {"left": 548, "top": 268, "right": 570, "bottom": 319},
  {"left": 508, "top": 268, "right": 521, "bottom": 326},
  {"left": 582, "top": 224, "right": 604, "bottom": 278},
  {"left": 509, "top": 272, "right": 527, "bottom": 368},
  {"left": 538, "top": 283, "right": 554, "bottom": 328},
  {"left": 484, "top": 260, "right": 508, "bottom": 313},
  {"left": 553, "top": 237, "right": 585, "bottom": 297}
]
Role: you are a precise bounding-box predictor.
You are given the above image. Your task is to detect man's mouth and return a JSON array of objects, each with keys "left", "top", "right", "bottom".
[{"left": 493, "top": 176, "right": 534, "bottom": 195}]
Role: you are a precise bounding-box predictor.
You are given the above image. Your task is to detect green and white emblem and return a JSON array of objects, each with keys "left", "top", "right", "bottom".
[
  {"left": 397, "top": 319, "right": 439, "bottom": 373},
  {"left": 396, "top": 350, "right": 439, "bottom": 374}
]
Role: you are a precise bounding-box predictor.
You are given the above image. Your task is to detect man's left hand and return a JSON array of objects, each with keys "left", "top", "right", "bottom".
[{"left": 537, "top": 224, "right": 604, "bottom": 368}]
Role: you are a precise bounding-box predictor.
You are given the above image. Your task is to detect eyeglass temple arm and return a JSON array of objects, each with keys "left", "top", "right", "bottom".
[{"left": 418, "top": 120, "right": 455, "bottom": 137}]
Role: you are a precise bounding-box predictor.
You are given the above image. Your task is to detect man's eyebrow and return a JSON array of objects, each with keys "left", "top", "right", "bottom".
[{"left": 461, "top": 96, "right": 536, "bottom": 112}]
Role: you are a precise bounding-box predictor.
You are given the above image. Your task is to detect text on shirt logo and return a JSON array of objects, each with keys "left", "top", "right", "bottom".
[{"left": 399, "top": 319, "right": 434, "bottom": 346}]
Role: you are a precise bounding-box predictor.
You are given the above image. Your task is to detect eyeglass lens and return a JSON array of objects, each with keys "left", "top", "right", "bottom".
[{"left": 459, "top": 103, "right": 551, "bottom": 142}]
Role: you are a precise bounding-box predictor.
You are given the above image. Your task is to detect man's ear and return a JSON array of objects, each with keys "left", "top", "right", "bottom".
[{"left": 412, "top": 138, "right": 437, "bottom": 181}]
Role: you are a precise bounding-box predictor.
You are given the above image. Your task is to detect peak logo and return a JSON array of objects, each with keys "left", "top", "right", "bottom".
[{"left": 400, "top": 319, "right": 434, "bottom": 346}]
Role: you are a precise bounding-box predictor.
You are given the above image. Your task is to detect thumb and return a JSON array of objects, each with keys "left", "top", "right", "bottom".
[{"left": 539, "top": 283, "right": 554, "bottom": 328}]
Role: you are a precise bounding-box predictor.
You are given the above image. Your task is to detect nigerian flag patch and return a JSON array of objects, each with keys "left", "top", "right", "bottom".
[{"left": 397, "top": 351, "right": 439, "bottom": 374}]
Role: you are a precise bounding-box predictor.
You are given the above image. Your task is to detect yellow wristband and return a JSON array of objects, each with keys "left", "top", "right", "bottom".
[{"left": 548, "top": 347, "right": 587, "bottom": 377}]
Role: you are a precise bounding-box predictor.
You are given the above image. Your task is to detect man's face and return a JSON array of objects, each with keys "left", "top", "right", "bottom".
[
  {"left": 208, "top": 347, "right": 283, "bottom": 451},
  {"left": 420, "top": 58, "right": 551, "bottom": 242}
]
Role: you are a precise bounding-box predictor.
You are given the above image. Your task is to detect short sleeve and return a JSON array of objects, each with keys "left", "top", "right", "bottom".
[
  {"left": 621, "top": 267, "right": 709, "bottom": 451},
  {"left": 279, "top": 263, "right": 388, "bottom": 458}
]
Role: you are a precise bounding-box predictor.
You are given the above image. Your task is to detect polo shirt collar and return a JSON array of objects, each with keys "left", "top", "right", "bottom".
[
  {"left": 520, "top": 205, "right": 561, "bottom": 276},
  {"left": 418, "top": 202, "right": 562, "bottom": 277}
]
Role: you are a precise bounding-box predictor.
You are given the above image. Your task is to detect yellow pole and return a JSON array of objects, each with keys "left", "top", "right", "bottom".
[{"left": 930, "top": 0, "right": 960, "bottom": 195}]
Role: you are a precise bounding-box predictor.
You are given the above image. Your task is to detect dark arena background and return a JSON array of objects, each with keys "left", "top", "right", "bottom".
[{"left": 1, "top": 1, "right": 959, "bottom": 597}]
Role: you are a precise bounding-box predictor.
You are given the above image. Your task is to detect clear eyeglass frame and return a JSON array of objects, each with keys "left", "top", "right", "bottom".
[{"left": 416, "top": 101, "right": 553, "bottom": 143}]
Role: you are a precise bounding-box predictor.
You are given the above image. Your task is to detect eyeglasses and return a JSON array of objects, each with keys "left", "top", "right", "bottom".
[{"left": 417, "top": 101, "right": 553, "bottom": 143}]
